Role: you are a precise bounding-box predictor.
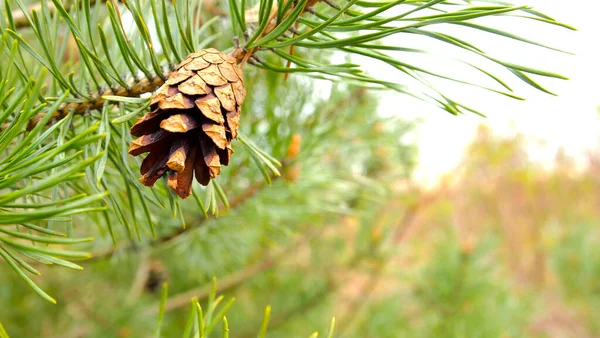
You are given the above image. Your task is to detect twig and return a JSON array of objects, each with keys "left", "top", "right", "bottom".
[
  {"left": 145, "top": 257, "right": 274, "bottom": 316},
  {"left": 323, "top": 0, "right": 341, "bottom": 10},
  {"left": 87, "top": 174, "right": 278, "bottom": 262},
  {"left": 231, "top": 0, "right": 319, "bottom": 66},
  {"left": 27, "top": 75, "right": 166, "bottom": 129},
  {"left": 125, "top": 251, "right": 151, "bottom": 304},
  {"left": 144, "top": 217, "right": 327, "bottom": 316},
  {"left": 283, "top": 22, "right": 300, "bottom": 81}
]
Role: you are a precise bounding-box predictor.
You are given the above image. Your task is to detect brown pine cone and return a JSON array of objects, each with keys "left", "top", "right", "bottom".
[{"left": 129, "top": 48, "right": 246, "bottom": 199}]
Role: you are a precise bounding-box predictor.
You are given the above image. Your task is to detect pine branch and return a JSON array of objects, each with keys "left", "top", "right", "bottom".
[
  {"left": 7, "top": 0, "right": 572, "bottom": 131},
  {"left": 87, "top": 171, "right": 280, "bottom": 262},
  {"left": 27, "top": 75, "right": 166, "bottom": 129},
  {"left": 151, "top": 279, "right": 335, "bottom": 338},
  {"left": 235, "top": 0, "right": 321, "bottom": 66},
  {"left": 146, "top": 257, "right": 274, "bottom": 315},
  {"left": 255, "top": 277, "right": 335, "bottom": 336},
  {"left": 1, "top": 0, "right": 574, "bottom": 311},
  {"left": 22, "top": 0, "right": 318, "bottom": 129},
  {"left": 144, "top": 221, "right": 324, "bottom": 316}
]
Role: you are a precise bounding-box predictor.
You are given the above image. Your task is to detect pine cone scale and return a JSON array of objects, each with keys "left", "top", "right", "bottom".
[
  {"left": 214, "top": 84, "right": 236, "bottom": 112},
  {"left": 197, "top": 65, "right": 228, "bottom": 86},
  {"left": 231, "top": 81, "right": 246, "bottom": 104},
  {"left": 129, "top": 49, "right": 245, "bottom": 198},
  {"left": 167, "top": 139, "right": 196, "bottom": 198},
  {"left": 184, "top": 58, "right": 211, "bottom": 71},
  {"left": 195, "top": 96, "right": 225, "bottom": 124},
  {"left": 202, "top": 124, "right": 228, "bottom": 149},
  {"left": 203, "top": 52, "right": 224, "bottom": 64},
  {"left": 141, "top": 150, "right": 170, "bottom": 187},
  {"left": 129, "top": 130, "right": 170, "bottom": 156},
  {"left": 141, "top": 149, "right": 164, "bottom": 175},
  {"left": 201, "top": 141, "right": 221, "bottom": 178},
  {"left": 178, "top": 75, "right": 208, "bottom": 95},
  {"left": 217, "top": 62, "right": 240, "bottom": 82},
  {"left": 226, "top": 110, "right": 240, "bottom": 139},
  {"left": 217, "top": 146, "right": 234, "bottom": 166},
  {"left": 160, "top": 114, "right": 200, "bottom": 133},
  {"left": 194, "top": 149, "right": 211, "bottom": 186},
  {"left": 131, "top": 108, "right": 165, "bottom": 137},
  {"left": 165, "top": 69, "right": 195, "bottom": 85},
  {"left": 158, "top": 93, "right": 195, "bottom": 110},
  {"left": 166, "top": 138, "right": 191, "bottom": 172}
]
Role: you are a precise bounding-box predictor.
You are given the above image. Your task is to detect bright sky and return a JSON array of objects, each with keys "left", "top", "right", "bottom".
[{"left": 370, "top": 0, "right": 600, "bottom": 186}]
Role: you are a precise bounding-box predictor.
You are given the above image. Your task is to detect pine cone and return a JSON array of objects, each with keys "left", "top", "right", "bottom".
[{"left": 129, "top": 48, "right": 246, "bottom": 199}]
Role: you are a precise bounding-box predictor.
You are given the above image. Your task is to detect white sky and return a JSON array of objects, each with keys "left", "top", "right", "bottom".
[{"left": 369, "top": 0, "right": 600, "bottom": 186}]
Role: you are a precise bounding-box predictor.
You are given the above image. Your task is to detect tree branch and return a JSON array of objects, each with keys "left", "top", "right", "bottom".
[
  {"left": 20, "top": 1, "right": 322, "bottom": 129},
  {"left": 87, "top": 175, "right": 278, "bottom": 262},
  {"left": 143, "top": 221, "right": 323, "bottom": 316},
  {"left": 145, "top": 257, "right": 274, "bottom": 316},
  {"left": 27, "top": 75, "right": 166, "bottom": 129}
]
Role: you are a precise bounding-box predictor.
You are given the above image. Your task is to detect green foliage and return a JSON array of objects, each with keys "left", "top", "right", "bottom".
[
  {"left": 551, "top": 222, "right": 600, "bottom": 333},
  {"left": 552, "top": 223, "right": 600, "bottom": 301},
  {"left": 0, "top": 47, "right": 107, "bottom": 302},
  {"left": 2, "top": 92, "right": 599, "bottom": 337},
  {"left": 0, "top": 69, "right": 415, "bottom": 336},
  {"left": 0, "top": 0, "right": 579, "bottom": 335},
  {"left": 241, "top": 0, "right": 573, "bottom": 114},
  {"left": 0, "top": 322, "right": 7, "bottom": 338},
  {"left": 344, "top": 235, "right": 532, "bottom": 337},
  {"left": 1, "top": 0, "right": 571, "bottom": 119},
  {"left": 414, "top": 237, "right": 531, "bottom": 337},
  {"left": 154, "top": 281, "right": 336, "bottom": 338}
]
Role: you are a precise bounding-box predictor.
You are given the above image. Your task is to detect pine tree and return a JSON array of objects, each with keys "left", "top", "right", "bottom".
[{"left": 0, "top": 0, "right": 571, "bottom": 336}]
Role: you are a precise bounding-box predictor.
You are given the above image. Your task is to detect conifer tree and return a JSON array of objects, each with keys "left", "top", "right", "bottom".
[{"left": 0, "top": 0, "right": 571, "bottom": 336}]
